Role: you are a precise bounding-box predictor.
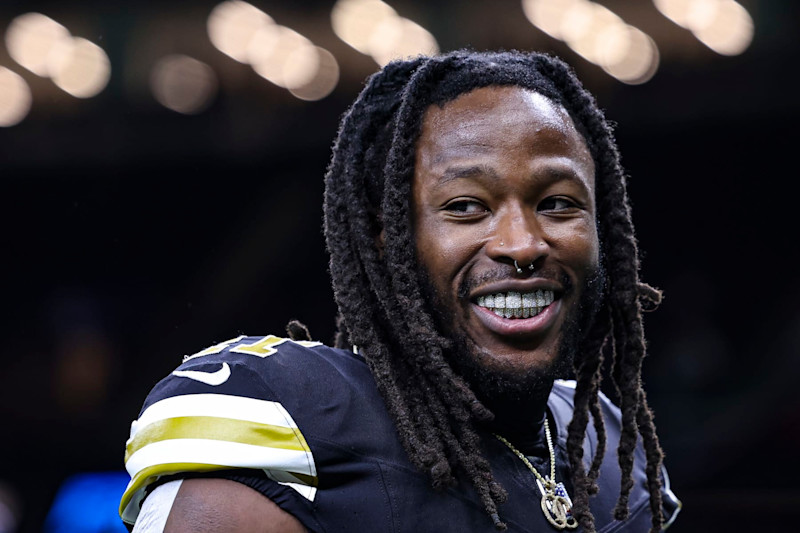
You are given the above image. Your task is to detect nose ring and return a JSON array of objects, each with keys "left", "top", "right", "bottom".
[{"left": 513, "top": 260, "right": 535, "bottom": 274}]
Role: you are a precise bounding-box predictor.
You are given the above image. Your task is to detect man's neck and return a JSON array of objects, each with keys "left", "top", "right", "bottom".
[{"left": 480, "top": 379, "right": 554, "bottom": 455}]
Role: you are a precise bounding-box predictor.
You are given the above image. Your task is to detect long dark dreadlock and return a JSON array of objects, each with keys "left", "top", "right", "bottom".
[{"left": 317, "top": 50, "right": 665, "bottom": 533}]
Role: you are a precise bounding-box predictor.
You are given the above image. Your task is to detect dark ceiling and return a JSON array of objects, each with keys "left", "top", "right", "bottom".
[{"left": 2, "top": 1, "right": 799, "bottom": 532}]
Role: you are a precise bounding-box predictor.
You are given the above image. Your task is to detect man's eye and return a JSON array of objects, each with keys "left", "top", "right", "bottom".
[
  {"left": 445, "top": 200, "right": 488, "bottom": 214},
  {"left": 539, "top": 197, "right": 576, "bottom": 211}
]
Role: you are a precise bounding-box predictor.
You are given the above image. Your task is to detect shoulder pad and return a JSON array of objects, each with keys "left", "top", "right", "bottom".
[{"left": 120, "top": 335, "right": 325, "bottom": 526}]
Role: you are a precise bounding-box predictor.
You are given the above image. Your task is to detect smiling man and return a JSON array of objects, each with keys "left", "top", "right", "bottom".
[
  {"left": 120, "top": 50, "right": 680, "bottom": 533},
  {"left": 413, "top": 86, "right": 600, "bottom": 375}
]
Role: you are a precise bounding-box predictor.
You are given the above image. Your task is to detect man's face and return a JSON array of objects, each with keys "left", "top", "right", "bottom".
[{"left": 412, "top": 86, "right": 600, "bottom": 382}]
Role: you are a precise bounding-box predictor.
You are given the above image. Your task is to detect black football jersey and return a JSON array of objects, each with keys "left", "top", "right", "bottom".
[{"left": 121, "top": 335, "right": 680, "bottom": 532}]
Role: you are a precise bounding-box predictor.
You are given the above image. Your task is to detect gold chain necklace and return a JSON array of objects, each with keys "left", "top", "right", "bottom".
[{"left": 495, "top": 419, "right": 578, "bottom": 530}]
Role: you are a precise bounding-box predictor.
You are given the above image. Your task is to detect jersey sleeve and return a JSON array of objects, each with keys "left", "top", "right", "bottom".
[
  {"left": 550, "top": 380, "right": 682, "bottom": 530},
  {"left": 119, "top": 335, "right": 323, "bottom": 528},
  {"left": 590, "top": 385, "right": 683, "bottom": 530},
  {"left": 660, "top": 464, "right": 682, "bottom": 529}
]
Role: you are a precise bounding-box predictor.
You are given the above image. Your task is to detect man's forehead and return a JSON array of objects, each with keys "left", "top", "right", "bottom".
[
  {"left": 415, "top": 85, "right": 592, "bottom": 171},
  {"left": 421, "top": 86, "right": 569, "bottom": 129}
]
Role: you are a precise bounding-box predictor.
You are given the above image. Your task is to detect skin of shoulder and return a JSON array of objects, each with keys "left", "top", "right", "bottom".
[{"left": 164, "top": 478, "right": 307, "bottom": 533}]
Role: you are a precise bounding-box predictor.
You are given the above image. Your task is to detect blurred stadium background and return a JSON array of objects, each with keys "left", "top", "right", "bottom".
[{"left": 1, "top": 0, "right": 798, "bottom": 531}]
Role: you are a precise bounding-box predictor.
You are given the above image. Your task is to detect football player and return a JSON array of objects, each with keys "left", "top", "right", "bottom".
[{"left": 120, "top": 50, "right": 680, "bottom": 533}]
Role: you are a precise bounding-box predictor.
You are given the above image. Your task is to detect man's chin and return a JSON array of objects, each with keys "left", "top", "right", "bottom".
[{"left": 448, "top": 340, "right": 571, "bottom": 409}]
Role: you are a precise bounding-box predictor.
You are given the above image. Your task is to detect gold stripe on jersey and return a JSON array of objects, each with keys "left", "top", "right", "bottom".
[
  {"left": 124, "top": 416, "right": 309, "bottom": 462},
  {"left": 120, "top": 461, "right": 228, "bottom": 522}
]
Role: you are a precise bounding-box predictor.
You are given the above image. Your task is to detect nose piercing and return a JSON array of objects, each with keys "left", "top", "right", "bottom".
[{"left": 513, "top": 260, "right": 535, "bottom": 274}]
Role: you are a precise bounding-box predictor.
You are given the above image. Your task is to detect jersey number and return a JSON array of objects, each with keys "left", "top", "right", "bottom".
[{"left": 184, "top": 335, "right": 320, "bottom": 362}]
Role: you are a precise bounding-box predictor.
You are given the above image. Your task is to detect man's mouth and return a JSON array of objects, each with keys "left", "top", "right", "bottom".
[{"left": 475, "top": 290, "right": 555, "bottom": 319}]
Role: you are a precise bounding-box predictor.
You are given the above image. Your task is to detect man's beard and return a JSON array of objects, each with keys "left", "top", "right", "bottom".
[{"left": 420, "top": 263, "right": 607, "bottom": 413}]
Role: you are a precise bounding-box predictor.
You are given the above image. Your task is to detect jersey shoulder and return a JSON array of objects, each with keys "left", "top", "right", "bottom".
[
  {"left": 120, "top": 335, "right": 365, "bottom": 526},
  {"left": 139, "top": 334, "right": 351, "bottom": 406},
  {"left": 548, "top": 379, "right": 620, "bottom": 421}
]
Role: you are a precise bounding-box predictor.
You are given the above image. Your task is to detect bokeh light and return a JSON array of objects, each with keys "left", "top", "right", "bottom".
[
  {"left": 207, "top": 1, "right": 274, "bottom": 63},
  {"left": 48, "top": 37, "right": 111, "bottom": 98},
  {"left": 331, "top": 0, "right": 397, "bottom": 54},
  {"left": 150, "top": 55, "right": 218, "bottom": 114},
  {"left": 5, "top": 12, "right": 70, "bottom": 77},
  {"left": 288, "top": 47, "right": 340, "bottom": 101},
  {"left": 368, "top": 16, "right": 439, "bottom": 66},
  {"left": 521, "top": 0, "right": 585, "bottom": 40},
  {"left": 331, "top": 0, "right": 438, "bottom": 66},
  {"left": 653, "top": 0, "right": 753, "bottom": 55},
  {"left": 283, "top": 45, "right": 323, "bottom": 91},
  {"left": 653, "top": 0, "right": 696, "bottom": 27},
  {"left": 0, "top": 67, "right": 32, "bottom": 127},
  {"left": 559, "top": 2, "right": 626, "bottom": 64},
  {"left": 523, "top": 0, "right": 659, "bottom": 84},
  {"left": 249, "top": 25, "right": 318, "bottom": 89},
  {"left": 207, "top": 2, "right": 339, "bottom": 98},
  {"left": 5, "top": 12, "right": 111, "bottom": 98},
  {"left": 600, "top": 26, "right": 660, "bottom": 84},
  {"left": 691, "top": 1, "right": 753, "bottom": 55}
]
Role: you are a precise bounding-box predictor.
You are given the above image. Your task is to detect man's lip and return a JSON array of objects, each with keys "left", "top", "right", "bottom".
[
  {"left": 471, "top": 298, "right": 561, "bottom": 337},
  {"left": 469, "top": 279, "right": 563, "bottom": 301}
]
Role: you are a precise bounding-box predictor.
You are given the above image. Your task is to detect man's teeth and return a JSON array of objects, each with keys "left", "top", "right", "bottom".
[{"left": 476, "top": 290, "right": 554, "bottom": 319}]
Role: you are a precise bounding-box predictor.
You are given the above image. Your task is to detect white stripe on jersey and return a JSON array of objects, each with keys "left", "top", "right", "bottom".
[
  {"left": 129, "top": 394, "right": 300, "bottom": 443},
  {"left": 264, "top": 469, "right": 318, "bottom": 501},
  {"left": 132, "top": 479, "right": 182, "bottom": 533}
]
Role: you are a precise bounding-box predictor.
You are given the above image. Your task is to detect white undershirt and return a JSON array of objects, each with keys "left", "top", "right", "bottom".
[{"left": 132, "top": 479, "right": 183, "bottom": 533}]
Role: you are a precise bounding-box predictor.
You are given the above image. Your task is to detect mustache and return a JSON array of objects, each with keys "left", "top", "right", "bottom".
[{"left": 456, "top": 265, "right": 574, "bottom": 300}]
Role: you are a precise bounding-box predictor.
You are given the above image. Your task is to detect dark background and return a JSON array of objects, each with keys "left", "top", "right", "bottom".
[{"left": 2, "top": 1, "right": 798, "bottom": 531}]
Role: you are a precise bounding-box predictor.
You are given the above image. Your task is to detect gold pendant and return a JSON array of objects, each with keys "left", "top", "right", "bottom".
[{"left": 537, "top": 479, "right": 578, "bottom": 530}]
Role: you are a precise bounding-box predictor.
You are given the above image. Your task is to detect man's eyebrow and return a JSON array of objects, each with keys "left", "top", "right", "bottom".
[
  {"left": 435, "top": 164, "right": 592, "bottom": 189},
  {"left": 538, "top": 166, "right": 591, "bottom": 187},
  {"left": 436, "top": 164, "right": 499, "bottom": 184}
]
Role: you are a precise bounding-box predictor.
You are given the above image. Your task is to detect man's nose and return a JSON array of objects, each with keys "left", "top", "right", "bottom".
[{"left": 485, "top": 208, "right": 548, "bottom": 271}]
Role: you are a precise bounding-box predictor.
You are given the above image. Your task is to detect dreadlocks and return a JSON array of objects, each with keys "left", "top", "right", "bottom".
[{"left": 320, "top": 49, "right": 665, "bottom": 533}]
